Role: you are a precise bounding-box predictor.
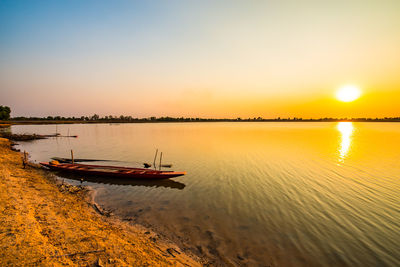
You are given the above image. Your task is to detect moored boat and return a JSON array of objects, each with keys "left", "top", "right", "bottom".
[{"left": 40, "top": 162, "right": 186, "bottom": 179}]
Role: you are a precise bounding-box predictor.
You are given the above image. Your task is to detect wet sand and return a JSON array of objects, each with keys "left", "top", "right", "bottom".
[{"left": 0, "top": 138, "right": 202, "bottom": 266}]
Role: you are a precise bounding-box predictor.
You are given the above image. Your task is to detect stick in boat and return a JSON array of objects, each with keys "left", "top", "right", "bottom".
[
  {"left": 153, "top": 149, "right": 158, "bottom": 170},
  {"left": 159, "top": 152, "right": 163, "bottom": 171}
]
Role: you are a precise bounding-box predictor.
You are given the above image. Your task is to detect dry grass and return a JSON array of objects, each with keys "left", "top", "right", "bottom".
[{"left": 0, "top": 138, "right": 201, "bottom": 266}]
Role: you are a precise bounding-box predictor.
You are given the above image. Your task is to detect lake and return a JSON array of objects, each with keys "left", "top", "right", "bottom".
[{"left": 12, "top": 122, "right": 400, "bottom": 266}]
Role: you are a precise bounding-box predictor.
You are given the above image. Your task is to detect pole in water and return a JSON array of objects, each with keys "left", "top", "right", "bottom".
[
  {"left": 159, "top": 152, "right": 163, "bottom": 171},
  {"left": 71, "top": 149, "right": 74, "bottom": 164},
  {"left": 153, "top": 149, "right": 158, "bottom": 170}
]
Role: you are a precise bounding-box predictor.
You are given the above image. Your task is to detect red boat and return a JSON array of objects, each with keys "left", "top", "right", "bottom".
[{"left": 40, "top": 162, "right": 186, "bottom": 179}]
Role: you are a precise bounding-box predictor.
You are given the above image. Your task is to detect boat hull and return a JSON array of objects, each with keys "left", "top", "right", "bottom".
[{"left": 40, "top": 162, "right": 186, "bottom": 179}]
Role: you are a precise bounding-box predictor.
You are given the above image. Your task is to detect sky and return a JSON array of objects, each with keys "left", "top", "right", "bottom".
[{"left": 1, "top": 0, "right": 399, "bottom": 118}]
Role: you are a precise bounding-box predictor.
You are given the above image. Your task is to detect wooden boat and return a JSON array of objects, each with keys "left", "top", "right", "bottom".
[{"left": 40, "top": 162, "right": 186, "bottom": 179}]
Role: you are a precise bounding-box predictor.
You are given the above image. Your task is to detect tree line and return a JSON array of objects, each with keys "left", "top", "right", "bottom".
[
  {"left": 0, "top": 106, "right": 11, "bottom": 120},
  {"left": 8, "top": 114, "right": 400, "bottom": 122},
  {"left": 1, "top": 106, "right": 399, "bottom": 122}
]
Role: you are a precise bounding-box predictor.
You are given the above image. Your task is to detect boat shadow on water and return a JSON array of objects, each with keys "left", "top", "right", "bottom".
[{"left": 55, "top": 172, "right": 186, "bottom": 190}]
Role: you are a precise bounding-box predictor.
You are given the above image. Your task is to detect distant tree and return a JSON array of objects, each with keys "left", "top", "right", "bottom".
[
  {"left": 0, "top": 106, "right": 11, "bottom": 120},
  {"left": 91, "top": 114, "right": 99, "bottom": 120}
]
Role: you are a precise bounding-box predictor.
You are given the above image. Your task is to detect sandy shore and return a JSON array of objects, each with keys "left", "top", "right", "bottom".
[{"left": 0, "top": 138, "right": 202, "bottom": 266}]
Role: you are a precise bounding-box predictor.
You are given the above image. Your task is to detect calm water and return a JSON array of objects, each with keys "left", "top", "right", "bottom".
[{"left": 13, "top": 122, "right": 400, "bottom": 266}]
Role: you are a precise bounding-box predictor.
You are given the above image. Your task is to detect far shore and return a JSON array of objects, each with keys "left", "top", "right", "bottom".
[{"left": 0, "top": 137, "right": 202, "bottom": 266}]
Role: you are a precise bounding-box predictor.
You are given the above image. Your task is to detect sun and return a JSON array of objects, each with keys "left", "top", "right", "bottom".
[{"left": 336, "top": 85, "right": 361, "bottom": 102}]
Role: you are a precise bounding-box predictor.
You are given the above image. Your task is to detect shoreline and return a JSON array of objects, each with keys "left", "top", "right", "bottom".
[{"left": 0, "top": 137, "right": 203, "bottom": 266}]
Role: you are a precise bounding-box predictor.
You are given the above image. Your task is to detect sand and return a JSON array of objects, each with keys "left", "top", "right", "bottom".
[{"left": 0, "top": 138, "right": 202, "bottom": 266}]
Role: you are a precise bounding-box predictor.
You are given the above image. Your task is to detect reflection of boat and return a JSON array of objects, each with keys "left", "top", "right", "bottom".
[
  {"left": 40, "top": 162, "right": 186, "bottom": 179},
  {"left": 56, "top": 172, "right": 185, "bottom": 190}
]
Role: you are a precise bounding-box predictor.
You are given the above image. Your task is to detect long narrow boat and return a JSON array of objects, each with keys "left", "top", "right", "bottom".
[{"left": 40, "top": 162, "right": 186, "bottom": 179}]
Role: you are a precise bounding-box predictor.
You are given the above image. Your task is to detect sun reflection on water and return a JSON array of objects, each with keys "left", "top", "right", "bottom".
[{"left": 337, "top": 122, "right": 354, "bottom": 162}]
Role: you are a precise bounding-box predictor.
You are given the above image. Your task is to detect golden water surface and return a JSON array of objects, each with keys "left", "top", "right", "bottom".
[{"left": 14, "top": 122, "right": 400, "bottom": 266}]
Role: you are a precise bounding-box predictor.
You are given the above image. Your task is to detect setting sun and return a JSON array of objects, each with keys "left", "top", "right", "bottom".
[{"left": 336, "top": 85, "right": 362, "bottom": 102}]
